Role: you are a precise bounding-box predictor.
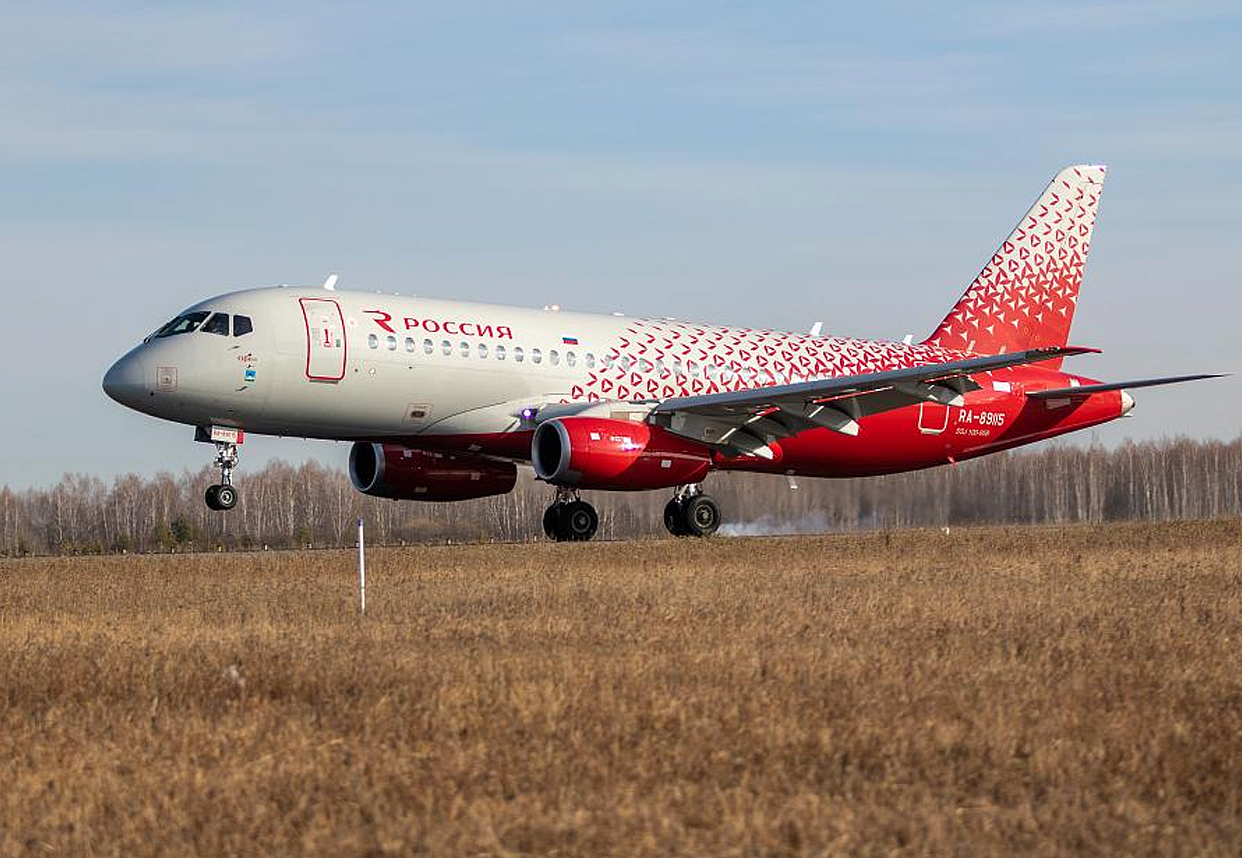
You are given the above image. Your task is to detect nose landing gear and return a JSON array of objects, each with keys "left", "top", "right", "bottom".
[
  {"left": 204, "top": 439, "right": 240, "bottom": 511},
  {"left": 663, "top": 484, "right": 721, "bottom": 537},
  {"left": 543, "top": 488, "right": 599, "bottom": 542}
]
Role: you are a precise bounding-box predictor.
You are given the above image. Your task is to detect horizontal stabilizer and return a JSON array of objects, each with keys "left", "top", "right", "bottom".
[{"left": 1027, "top": 374, "right": 1226, "bottom": 399}]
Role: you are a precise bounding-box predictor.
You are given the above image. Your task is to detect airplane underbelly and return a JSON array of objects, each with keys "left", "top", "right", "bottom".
[{"left": 261, "top": 356, "right": 532, "bottom": 439}]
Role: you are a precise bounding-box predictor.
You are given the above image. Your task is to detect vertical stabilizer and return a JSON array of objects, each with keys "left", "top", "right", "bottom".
[{"left": 924, "top": 165, "right": 1107, "bottom": 366}]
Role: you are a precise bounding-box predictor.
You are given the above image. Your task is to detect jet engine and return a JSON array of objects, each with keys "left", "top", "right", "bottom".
[
  {"left": 531, "top": 417, "right": 711, "bottom": 490},
  {"left": 349, "top": 443, "right": 517, "bottom": 501}
]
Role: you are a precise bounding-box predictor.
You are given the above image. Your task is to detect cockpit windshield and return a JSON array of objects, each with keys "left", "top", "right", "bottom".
[
  {"left": 201, "top": 312, "right": 230, "bottom": 336},
  {"left": 144, "top": 310, "right": 255, "bottom": 342},
  {"left": 149, "top": 311, "right": 210, "bottom": 339}
]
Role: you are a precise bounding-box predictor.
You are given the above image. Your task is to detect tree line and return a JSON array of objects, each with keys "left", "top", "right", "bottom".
[{"left": 2, "top": 436, "right": 1240, "bottom": 555}]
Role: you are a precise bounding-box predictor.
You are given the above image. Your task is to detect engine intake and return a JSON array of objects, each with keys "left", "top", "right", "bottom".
[
  {"left": 349, "top": 443, "right": 517, "bottom": 502},
  {"left": 531, "top": 417, "right": 711, "bottom": 490}
]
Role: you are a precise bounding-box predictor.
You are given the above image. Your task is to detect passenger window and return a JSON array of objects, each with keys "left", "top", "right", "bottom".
[
  {"left": 233, "top": 315, "right": 253, "bottom": 337},
  {"left": 441, "top": 340, "right": 452, "bottom": 356},
  {"left": 706, "top": 364, "right": 718, "bottom": 379},
  {"left": 549, "top": 350, "right": 560, "bottom": 366},
  {"left": 367, "top": 333, "right": 379, "bottom": 349},
  {"left": 621, "top": 356, "right": 632, "bottom": 371},
  {"left": 688, "top": 361, "right": 700, "bottom": 377},
  {"left": 566, "top": 351, "right": 576, "bottom": 367},
  {"left": 495, "top": 344, "right": 506, "bottom": 361},
  {"left": 478, "top": 343, "right": 489, "bottom": 359},
  {"left": 602, "top": 355, "right": 614, "bottom": 370},
  {"left": 423, "top": 339, "right": 434, "bottom": 355},
  {"left": 531, "top": 348, "right": 543, "bottom": 364},
  {"left": 386, "top": 335, "right": 397, "bottom": 351},
  {"left": 405, "top": 337, "right": 415, "bottom": 352},
  {"left": 639, "top": 358, "right": 652, "bottom": 373},
  {"left": 514, "top": 346, "right": 525, "bottom": 363},
  {"left": 459, "top": 341, "right": 470, "bottom": 357},
  {"left": 585, "top": 353, "right": 595, "bottom": 369}
]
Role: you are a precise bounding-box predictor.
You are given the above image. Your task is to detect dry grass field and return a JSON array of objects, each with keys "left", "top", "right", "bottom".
[{"left": 2, "top": 521, "right": 1241, "bottom": 857}]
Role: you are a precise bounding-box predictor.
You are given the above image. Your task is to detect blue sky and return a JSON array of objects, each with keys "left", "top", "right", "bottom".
[{"left": 2, "top": 1, "right": 1240, "bottom": 487}]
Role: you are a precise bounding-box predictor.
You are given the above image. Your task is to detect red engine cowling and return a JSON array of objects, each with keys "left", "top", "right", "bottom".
[
  {"left": 349, "top": 443, "right": 517, "bottom": 501},
  {"left": 531, "top": 417, "right": 712, "bottom": 490}
]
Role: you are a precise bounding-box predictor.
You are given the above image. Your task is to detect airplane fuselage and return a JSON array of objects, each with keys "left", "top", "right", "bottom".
[{"left": 104, "top": 285, "right": 1127, "bottom": 480}]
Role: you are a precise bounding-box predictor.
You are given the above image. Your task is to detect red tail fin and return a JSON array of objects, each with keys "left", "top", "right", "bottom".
[{"left": 925, "top": 165, "right": 1107, "bottom": 367}]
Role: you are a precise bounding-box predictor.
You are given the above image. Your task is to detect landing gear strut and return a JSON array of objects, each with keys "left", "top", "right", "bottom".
[
  {"left": 204, "top": 441, "right": 240, "bottom": 511},
  {"left": 664, "top": 484, "right": 721, "bottom": 538},
  {"left": 543, "top": 487, "right": 599, "bottom": 542}
]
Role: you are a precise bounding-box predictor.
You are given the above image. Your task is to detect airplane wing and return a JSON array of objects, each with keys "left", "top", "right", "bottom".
[
  {"left": 650, "top": 345, "right": 1095, "bottom": 459},
  {"left": 1025, "top": 374, "right": 1225, "bottom": 399}
]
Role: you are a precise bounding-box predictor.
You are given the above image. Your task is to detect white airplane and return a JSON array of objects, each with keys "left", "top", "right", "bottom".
[{"left": 103, "top": 166, "right": 1218, "bottom": 540}]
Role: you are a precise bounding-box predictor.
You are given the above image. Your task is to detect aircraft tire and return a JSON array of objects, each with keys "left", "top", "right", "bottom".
[
  {"left": 663, "top": 498, "right": 689, "bottom": 537},
  {"left": 682, "top": 495, "right": 721, "bottom": 537},
  {"left": 543, "top": 505, "right": 559, "bottom": 539},
  {"left": 215, "top": 484, "right": 238, "bottom": 511},
  {"left": 559, "top": 500, "right": 598, "bottom": 542},
  {"left": 204, "top": 485, "right": 221, "bottom": 511}
]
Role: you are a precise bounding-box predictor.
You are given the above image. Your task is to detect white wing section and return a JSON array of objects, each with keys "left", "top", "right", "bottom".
[{"left": 649, "top": 345, "right": 1094, "bottom": 459}]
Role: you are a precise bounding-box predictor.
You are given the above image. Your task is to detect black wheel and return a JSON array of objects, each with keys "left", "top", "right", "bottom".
[
  {"left": 543, "top": 505, "right": 558, "bottom": 539},
  {"left": 682, "top": 495, "right": 721, "bottom": 537},
  {"left": 664, "top": 498, "right": 688, "bottom": 537},
  {"left": 558, "top": 500, "right": 598, "bottom": 542},
  {"left": 204, "top": 485, "right": 221, "bottom": 511},
  {"left": 215, "top": 484, "right": 238, "bottom": 510}
]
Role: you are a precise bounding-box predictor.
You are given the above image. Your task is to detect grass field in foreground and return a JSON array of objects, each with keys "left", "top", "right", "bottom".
[{"left": 2, "top": 521, "right": 1241, "bottom": 857}]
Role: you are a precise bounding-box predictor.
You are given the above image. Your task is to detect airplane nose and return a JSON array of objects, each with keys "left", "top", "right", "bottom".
[
  {"left": 102, "top": 351, "right": 149, "bottom": 408},
  {"left": 1120, "top": 390, "right": 1135, "bottom": 415}
]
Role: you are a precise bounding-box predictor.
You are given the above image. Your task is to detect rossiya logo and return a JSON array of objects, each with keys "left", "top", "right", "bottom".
[{"left": 362, "top": 309, "right": 513, "bottom": 339}]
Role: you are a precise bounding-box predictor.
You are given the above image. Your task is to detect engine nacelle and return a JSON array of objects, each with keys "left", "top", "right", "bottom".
[
  {"left": 531, "top": 417, "right": 712, "bottom": 490},
  {"left": 348, "top": 443, "right": 517, "bottom": 502}
]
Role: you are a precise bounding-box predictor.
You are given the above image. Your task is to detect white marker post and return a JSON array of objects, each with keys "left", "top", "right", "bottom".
[{"left": 357, "top": 518, "right": 366, "bottom": 616}]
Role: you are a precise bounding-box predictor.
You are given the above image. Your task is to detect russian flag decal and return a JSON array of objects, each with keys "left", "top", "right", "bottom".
[{"left": 562, "top": 336, "right": 579, "bottom": 345}]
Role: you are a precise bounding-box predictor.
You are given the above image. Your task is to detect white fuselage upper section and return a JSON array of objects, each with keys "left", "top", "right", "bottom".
[{"left": 103, "top": 286, "right": 958, "bottom": 446}]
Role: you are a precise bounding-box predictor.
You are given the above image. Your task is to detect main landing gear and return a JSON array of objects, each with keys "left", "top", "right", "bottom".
[
  {"left": 204, "top": 440, "right": 240, "bottom": 511},
  {"left": 541, "top": 485, "right": 723, "bottom": 541},
  {"left": 663, "top": 484, "right": 721, "bottom": 538},
  {"left": 543, "top": 488, "right": 599, "bottom": 542}
]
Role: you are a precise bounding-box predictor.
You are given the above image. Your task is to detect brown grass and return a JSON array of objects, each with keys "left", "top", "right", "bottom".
[{"left": 2, "top": 520, "right": 1241, "bottom": 857}]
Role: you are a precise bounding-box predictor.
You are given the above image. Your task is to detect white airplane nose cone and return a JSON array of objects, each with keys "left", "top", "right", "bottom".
[
  {"left": 1120, "top": 390, "right": 1135, "bottom": 415},
  {"left": 102, "top": 352, "right": 148, "bottom": 408}
]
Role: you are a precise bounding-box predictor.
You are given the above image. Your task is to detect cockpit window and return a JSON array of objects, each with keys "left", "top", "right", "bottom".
[
  {"left": 233, "top": 315, "right": 253, "bottom": 337},
  {"left": 151, "top": 311, "right": 210, "bottom": 339},
  {"left": 202, "top": 313, "right": 230, "bottom": 336}
]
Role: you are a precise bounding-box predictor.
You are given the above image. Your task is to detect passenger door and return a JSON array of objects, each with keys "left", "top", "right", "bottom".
[{"left": 300, "top": 297, "right": 346, "bottom": 381}]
